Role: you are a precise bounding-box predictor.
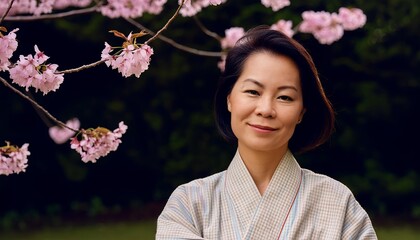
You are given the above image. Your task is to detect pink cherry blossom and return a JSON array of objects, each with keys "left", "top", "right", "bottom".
[
  {"left": 209, "top": 0, "right": 223, "bottom": 5},
  {"left": 101, "top": 32, "right": 154, "bottom": 78},
  {"left": 179, "top": 0, "right": 226, "bottom": 17},
  {"left": 338, "top": 7, "right": 367, "bottom": 31},
  {"left": 32, "top": 0, "right": 55, "bottom": 16},
  {"left": 49, "top": 118, "right": 81, "bottom": 144},
  {"left": 145, "top": 0, "right": 167, "bottom": 14},
  {"left": 270, "top": 19, "right": 294, "bottom": 38},
  {"left": 217, "top": 54, "right": 226, "bottom": 72},
  {"left": 0, "top": 28, "right": 19, "bottom": 71},
  {"left": 9, "top": 45, "right": 64, "bottom": 95},
  {"left": 312, "top": 22, "right": 344, "bottom": 45},
  {"left": 0, "top": 0, "right": 56, "bottom": 16},
  {"left": 299, "top": 11, "right": 332, "bottom": 33},
  {"left": 53, "top": 0, "right": 93, "bottom": 10},
  {"left": 70, "top": 121, "right": 128, "bottom": 163},
  {"left": 220, "top": 27, "right": 245, "bottom": 49},
  {"left": 179, "top": 0, "right": 204, "bottom": 17},
  {"left": 299, "top": 11, "right": 344, "bottom": 45},
  {"left": 99, "top": 0, "right": 167, "bottom": 18},
  {"left": 0, "top": 0, "right": 92, "bottom": 14},
  {"left": 0, "top": 142, "right": 30, "bottom": 176},
  {"left": 102, "top": 43, "right": 154, "bottom": 78},
  {"left": 261, "top": 0, "right": 290, "bottom": 11}
]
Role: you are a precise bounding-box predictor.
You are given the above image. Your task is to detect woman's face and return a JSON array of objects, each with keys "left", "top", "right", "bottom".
[{"left": 227, "top": 51, "right": 305, "bottom": 155}]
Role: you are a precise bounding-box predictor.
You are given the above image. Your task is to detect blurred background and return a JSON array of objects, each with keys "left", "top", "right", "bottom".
[{"left": 1, "top": 0, "right": 419, "bottom": 239}]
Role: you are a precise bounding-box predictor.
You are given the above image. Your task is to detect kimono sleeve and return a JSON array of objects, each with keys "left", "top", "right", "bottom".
[
  {"left": 341, "top": 194, "right": 378, "bottom": 240},
  {"left": 156, "top": 185, "right": 204, "bottom": 240}
]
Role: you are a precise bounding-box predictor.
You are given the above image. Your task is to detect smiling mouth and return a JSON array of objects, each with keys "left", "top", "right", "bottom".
[{"left": 248, "top": 124, "right": 277, "bottom": 131}]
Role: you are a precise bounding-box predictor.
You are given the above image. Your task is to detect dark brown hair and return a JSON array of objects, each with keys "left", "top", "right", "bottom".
[{"left": 214, "top": 25, "right": 335, "bottom": 153}]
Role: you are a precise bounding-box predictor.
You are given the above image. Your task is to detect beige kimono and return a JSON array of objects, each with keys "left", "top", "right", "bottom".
[{"left": 156, "top": 150, "right": 377, "bottom": 239}]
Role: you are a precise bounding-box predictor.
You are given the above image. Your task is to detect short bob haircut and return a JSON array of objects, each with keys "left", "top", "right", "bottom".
[{"left": 214, "top": 25, "right": 335, "bottom": 153}]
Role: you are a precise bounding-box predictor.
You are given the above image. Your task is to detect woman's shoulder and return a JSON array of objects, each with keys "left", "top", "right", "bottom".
[
  {"left": 301, "top": 168, "right": 354, "bottom": 198},
  {"left": 172, "top": 171, "right": 226, "bottom": 198}
]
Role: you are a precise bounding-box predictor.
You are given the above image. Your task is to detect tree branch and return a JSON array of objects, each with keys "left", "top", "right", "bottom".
[
  {"left": 3, "top": 5, "right": 100, "bottom": 22},
  {"left": 125, "top": 18, "right": 222, "bottom": 57},
  {"left": 0, "top": 0, "right": 15, "bottom": 24},
  {"left": 193, "top": 15, "right": 222, "bottom": 41},
  {"left": 58, "top": 59, "right": 105, "bottom": 74},
  {"left": 144, "top": 0, "right": 185, "bottom": 45},
  {"left": 0, "top": 76, "right": 78, "bottom": 132}
]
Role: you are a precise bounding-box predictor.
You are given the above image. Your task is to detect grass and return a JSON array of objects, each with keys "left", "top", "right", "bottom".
[
  {"left": 1, "top": 220, "right": 419, "bottom": 240},
  {"left": 376, "top": 225, "right": 420, "bottom": 240},
  {"left": 0, "top": 220, "right": 157, "bottom": 240}
]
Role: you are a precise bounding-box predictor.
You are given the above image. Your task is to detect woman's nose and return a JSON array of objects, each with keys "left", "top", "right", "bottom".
[{"left": 255, "top": 97, "right": 276, "bottom": 118}]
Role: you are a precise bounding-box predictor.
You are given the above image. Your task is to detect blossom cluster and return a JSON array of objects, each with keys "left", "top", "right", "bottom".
[
  {"left": 99, "top": 0, "right": 167, "bottom": 19},
  {"left": 49, "top": 118, "right": 80, "bottom": 144},
  {"left": 261, "top": 0, "right": 290, "bottom": 11},
  {"left": 220, "top": 27, "right": 245, "bottom": 50},
  {"left": 270, "top": 19, "right": 294, "bottom": 38},
  {"left": 0, "top": 142, "right": 30, "bottom": 176},
  {"left": 0, "top": 0, "right": 227, "bottom": 18},
  {"left": 179, "top": 0, "right": 226, "bottom": 17},
  {"left": 0, "top": 0, "right": 92, "bottom": 16},
  {"left": 101, "top": 31, "right": 154, "bottom": 78},
  {"left": 299, "top": 7, "right": 367, "bottom": 44},
  {"left": 9, "top": 45, "right": 64, "bottom": 95},
  {"left": 0, "top": 28, "right": 19, "bottom": 71},
  {"left": 70, "top": 121, "right": 128, "bottom": 163},
  {"left": 217, "top": 27, "right": 246, "bottom": 71},
  {"left": 216, "top": 7, "right": 366, "bottom": 70},
  {"left": 53, "top": 0, "right": 92, "bottom": 10},
  {"left": 219, "top": 7, "right": 366, "bottom": 50}
]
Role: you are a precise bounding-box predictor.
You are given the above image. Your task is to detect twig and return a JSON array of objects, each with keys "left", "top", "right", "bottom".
[
  {"left": 144, "top": 0, "right": 186, "bottom": 45},
  {"left": 3, "top": 5, "right": 100, "bottom": 22},
  {"left": 0, "top": 0, "right": 15, "bottom": 24},
  {"left": 58, "top": 59, "right": 105, "bottom": 74},
  {"left": 26, "top": 91, "right": 53, "bottom": 128},
  {"left": 193, "top": 15, "right": 222, "bottom": 41},
  {"left": 125, "top": 18, "right": 222, "bottom": 57},
  {"left": 0, "top": 76, "right": 78, "bottom": 132}
]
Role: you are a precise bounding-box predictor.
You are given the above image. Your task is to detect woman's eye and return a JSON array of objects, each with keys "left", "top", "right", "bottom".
[
  {"left": 278, "top": 95, "right": 292, "bottom": 101},
  {"left": 245, "top": 90, "right": 259, "bottom": 95}
]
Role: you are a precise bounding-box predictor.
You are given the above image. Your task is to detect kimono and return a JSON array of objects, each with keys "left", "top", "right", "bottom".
[{"left": 156, "top": 150, "right": 377, "bottom": 239}]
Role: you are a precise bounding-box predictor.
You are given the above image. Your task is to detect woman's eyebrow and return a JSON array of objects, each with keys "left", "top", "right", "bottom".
[
  {"left": 243, "top": 78, "right": 298, "bottom": 92},
  {"left": 243, "top": 78, "right": 263, "bottom": 87}
]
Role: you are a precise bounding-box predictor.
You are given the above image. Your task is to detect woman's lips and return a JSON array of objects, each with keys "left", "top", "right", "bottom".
[{"left": 248, "top": 123, "right": 277, "bottom": 132}]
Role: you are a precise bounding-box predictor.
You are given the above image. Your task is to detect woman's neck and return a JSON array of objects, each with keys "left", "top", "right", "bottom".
[{"left": 238, "top": 146, "right": 287, "bottom": 195}]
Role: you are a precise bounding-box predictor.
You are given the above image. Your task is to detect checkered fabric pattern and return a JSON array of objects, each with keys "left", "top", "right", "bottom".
[{"left": 156, "top": 150, "right": 377, "bottom": 240}]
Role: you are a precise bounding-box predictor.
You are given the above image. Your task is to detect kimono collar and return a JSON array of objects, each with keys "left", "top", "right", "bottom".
[
  {"left": 226, "top": 149, "right": 302, "bottom": 198},
  {"left": 225, "top": 149, "right": 302, "bottom": 239}
]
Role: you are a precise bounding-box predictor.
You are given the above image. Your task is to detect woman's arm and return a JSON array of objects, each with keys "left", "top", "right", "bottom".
[
  {"left": 156, "top": 185, "right": 204, "bottom": 240},
  {"left": 341, "top": 194, "right": 378, "bottom": 240}
]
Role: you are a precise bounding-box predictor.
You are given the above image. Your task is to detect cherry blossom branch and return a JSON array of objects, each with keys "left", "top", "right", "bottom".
[
  {"left": 0, "top": 76, "right": 78, "bottom": 132},
  {"left": 193, "top": 15, "right": 222, "bottom": 41},
  {"left": 144, "top": 0, "right": 186, "bottom": 45},
  {"left": 58, "top": 59, "right": 105, "bottom": 74},
  {"left": 0, "top": 0, "right": 15, "bottom": 24},
  {"left": 3, "top": 5, "right": 100, "bottom": 22},
  {"left": 124, "top": 18, "right": 222, "bottom": 57},
  {"left": 26, "top": 91, "right": 54, "bottom": 128},
  {"left": 60, "top": 0, "right": 217, "bottom": 75}
]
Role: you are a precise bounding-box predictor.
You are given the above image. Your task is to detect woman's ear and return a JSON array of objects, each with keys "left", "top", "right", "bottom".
[
  {"left": 227, "top": 95, "right": 232, "bottom": 112},
  {"left": 298, "top": 108, "right": 306, "bottom": 123}
]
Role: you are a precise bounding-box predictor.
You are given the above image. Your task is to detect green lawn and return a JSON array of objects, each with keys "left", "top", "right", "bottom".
[
  {"left": 0, "top": 221, "right": 156, "bottom": 240},
  {"left": 0, "top": 220, "right": 419, "bottom": 240}
]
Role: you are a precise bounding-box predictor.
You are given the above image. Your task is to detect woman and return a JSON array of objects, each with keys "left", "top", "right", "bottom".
[{"left": 156, "top": 26, "right": 377, "bottom": 239}]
